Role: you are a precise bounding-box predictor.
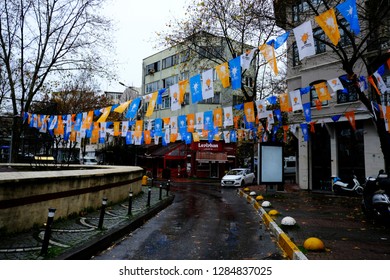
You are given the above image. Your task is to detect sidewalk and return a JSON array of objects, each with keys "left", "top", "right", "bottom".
[
  {"left": 243, "top": 183, "right": 390, "bottom": 260},
  {"left": 0, "top": 186, "right": 174, "bottom": 260}
]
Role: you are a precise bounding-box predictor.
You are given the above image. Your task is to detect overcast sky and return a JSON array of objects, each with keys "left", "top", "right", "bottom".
[{"left": 100, "top": 0, "right": 188, "bottom": 92}]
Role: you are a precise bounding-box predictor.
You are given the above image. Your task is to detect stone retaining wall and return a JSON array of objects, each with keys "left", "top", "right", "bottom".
[{"left": 0, "top": 164, "right": 143, "bottom": 233}]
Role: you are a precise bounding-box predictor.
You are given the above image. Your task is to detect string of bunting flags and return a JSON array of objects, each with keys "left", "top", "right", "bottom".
[{"left": 24, "top": 0, "right": 388, "bottom": 146}]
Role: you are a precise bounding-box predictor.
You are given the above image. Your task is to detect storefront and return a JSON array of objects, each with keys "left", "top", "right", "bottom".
[{"left": 189, "top": 141, "right": 236, "bottom": 179}]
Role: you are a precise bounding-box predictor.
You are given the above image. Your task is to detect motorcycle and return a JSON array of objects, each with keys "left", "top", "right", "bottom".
[
  {"left": 361, "top": 170, "right": 390, "bottom": 222},
  {"left": 332, "top": 174, "right": 363, "bottom": 195}
]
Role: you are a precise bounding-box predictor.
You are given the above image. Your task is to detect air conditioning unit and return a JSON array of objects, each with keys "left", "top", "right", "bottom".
[{"left": 148, "top": 69, "right": 155, "bottom": 75}]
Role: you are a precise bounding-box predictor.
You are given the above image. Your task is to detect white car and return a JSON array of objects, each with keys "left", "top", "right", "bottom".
[
  {"left": 82, "top": 157, "right": 98, "bottom": 165},
  {"left": 221, "top": 168, "right": 256, "bottom": 187}
]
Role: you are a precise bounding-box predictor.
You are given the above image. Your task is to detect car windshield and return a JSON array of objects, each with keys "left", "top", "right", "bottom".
[{"left": 227, "top": 170, "right": 244, "bottom": 176}]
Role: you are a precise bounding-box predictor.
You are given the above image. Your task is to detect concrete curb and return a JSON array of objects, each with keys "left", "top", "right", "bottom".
[
  {"left": 238, "top": 189, "right": 308, "bottom": 260},
  {"left": 55, "top": 195, "right": 175, "bottom": 260}
]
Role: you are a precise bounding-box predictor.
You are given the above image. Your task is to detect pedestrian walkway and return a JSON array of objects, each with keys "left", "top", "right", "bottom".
[{"left": 0, "top": 186, "right": 174, "bottom": 260}]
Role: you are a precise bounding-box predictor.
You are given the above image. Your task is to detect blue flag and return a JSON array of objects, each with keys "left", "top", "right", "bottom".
[
  {"left": 190, "top": 74, "right": 203, "bottom": 103},
  {"left": 155, "top": 118, "right": 163, "bottom": 133},
  {"left": 204, "top": 111, "right": 214, "bottom": 131},
  {"left": 300, "top": 123, "right": 309, "bottom": 142},
  {"left": 157, "top": 88, "right": 166, "bottom": 105},
  {"left": 125, "top": 97, "right": 141, "bottom": 119},
  {"left": 336, "top": 0, "right": 360, "bottom": 34},
  {"left": 178, "top": 115, "right": 187, "bottom": 134},
  {"left": 229, "top": 56, "right": 241, "bottom": 90},
  {"left": 302, "top": 102, "right": 312, "bottom": 122},
  {"left": 230, "top": 130, "right": 237, "bottom": 143},
  {"left": 266, "top": 31, "right": 290, "bottom": 49}
]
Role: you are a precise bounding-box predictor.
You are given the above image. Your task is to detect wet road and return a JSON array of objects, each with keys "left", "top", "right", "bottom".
[{"left": 92, "top": 183, "right": 282, "bottom": 260}]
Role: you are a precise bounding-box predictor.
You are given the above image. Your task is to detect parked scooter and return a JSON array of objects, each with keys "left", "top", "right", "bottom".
[
  {"left": 332, "top": 174, "right": 363, "bottom": 195},
  {"left": 362, "top": 170, "right": 390, "bottom": 222}
]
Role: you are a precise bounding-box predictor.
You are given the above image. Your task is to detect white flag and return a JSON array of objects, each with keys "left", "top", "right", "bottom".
[
  {"left": 373, "top": 71, "right": 388, "bottom": 94},
  {"left": 256, "top": 99, "right": 268, "bottom": 119},
  {"left": 196, "top": 112, "right": 204, "bottom": 130},
  {"left": 327, "top": 78, "right": 344, "bottom": 93},
  {"left": 223, "top": 106, "right": 234, "bottom": 127},
  {"left": 170, "top": 83, "right": 181, "bottom": 111},
  {"left": 121, "top": 121, "right": 129, "bottom": 137},
  {"left": 170, "top": 116, "right": 178, "bottom": 134},
  {"left": 201, "top": 69, "right": 214, "bottom": 100},
  {"left": 241, "top": 48, "right": 256, "bottom": 70},
  {"left": 223, "top": 131, "right": 231, "bottom": 143},
  {"left": 289, "top": 90, "right": 303, "bottom": 112},
  {"left": 293, "top": 21, "right": 316, "bottom": 60}
]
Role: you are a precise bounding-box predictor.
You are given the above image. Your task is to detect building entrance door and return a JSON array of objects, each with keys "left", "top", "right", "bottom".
[{"left": 210, "top": 163, "right": 218, "bottom": 178}]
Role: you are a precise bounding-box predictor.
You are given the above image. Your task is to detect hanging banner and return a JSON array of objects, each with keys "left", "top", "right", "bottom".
[
  {"left": 215, "top": 62, "right": 231, "bottom": 88},
  {"left": 293, "top": 21, "right": 316, "bottom": 60}
]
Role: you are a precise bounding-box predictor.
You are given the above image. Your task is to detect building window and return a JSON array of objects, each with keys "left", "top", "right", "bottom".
[
  {"left": 180, "top": 71, "right": 189, "bottom": 81},
  {"left": 145, "top": 81, "right": 159, "bottom": 94},
  {"left": 313, "top": 28, "right": 326, "bottom": 54},
  {"left": 233, "top": 95, "right": 244, "bottom": 106},
  {"left": 180, "top": 50, "right": 190, "bottom": 63},
  {"left": 198, "top": 46, "right": 223, "bottom": 59},
  {"left": 145, "top": 61, "right": 160, "bottom": 75},
  {"left": 310, "top": 80, "right": 328, "bottom": 107},
  {"left": 162, "top": 54, "right": 179, "bottom": 69},
  {"left": 163, "top": 75, "right": 179, "bottom": 88},
  {"left": 292, "top": 42, "right": 301, "bottom": 67},
  {"left": 199, "top": 92, "right": 221, "bottom": 104},
  {"left": 337, "top": 75, "right": 359, "bottom": 104}
]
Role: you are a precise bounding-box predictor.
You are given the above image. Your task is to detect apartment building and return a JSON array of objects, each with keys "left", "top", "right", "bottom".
[
  {"left": 140, "top": 32, "right": 254, "bottom": 179},
  {"left": 274, "top": 0, "right": 389, "bottom": 190}
]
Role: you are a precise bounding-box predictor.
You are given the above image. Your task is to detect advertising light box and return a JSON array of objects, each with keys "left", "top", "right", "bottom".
[{"left": 260, "top": 143, "right": 283, "bottom": 184}]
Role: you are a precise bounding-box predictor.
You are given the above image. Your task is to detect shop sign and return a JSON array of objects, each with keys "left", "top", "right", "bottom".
[{"left": 191, "top": 142, "right": 222, "bottom": 151}]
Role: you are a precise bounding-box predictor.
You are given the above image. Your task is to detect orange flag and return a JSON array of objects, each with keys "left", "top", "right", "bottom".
[
  {"left": 214, "top": 108, "right": 223, "bottom": 127},
  {"left": 233, "top": 116, "right": 240, "bottom": 129},
  {"left": 314, "top": 82, "right": 331, "bottom": 102},
  {"left": 345, "top": 111, "right": 356, "bottom": 130},
  {"left": 96, "top": 106, "right": 112, "bottom": 123},
  {"left": 215, "top": 62, "right": 231, "bottom": 88},
  {"left": 178, "top": 80, "right": 188, "bottom": 104},
  {"left": 113, "top": 122, "right": 120, "bottom": 136},
  {"left": 135, "top": 120, "right": 143, "bottom": 131},
  {"left": 187, "top": 113, "right": 195, "bottom": 132},
  {"left": 315, "top": 8, "right": 340, "bottom": 46},
  {"left": 144, "top": 130, "right": 152, "bottom": 144},
  {"left": 145, "top": 91, "right": 158, "bottom": 117},
  {"left": 259, "top": 44, "right": 278, "bottom": 75},
  {"left": 279, "top": 93, "right": 291, "bottom": 112},
  {"left": 244, "top": 102, "right": 255, "bottom": 122},
  {"left": 368, "top": 75, "right": 381, "bottom": 96}
]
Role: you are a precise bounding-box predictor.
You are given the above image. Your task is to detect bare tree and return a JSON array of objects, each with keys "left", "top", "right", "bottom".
[
  {"left": 159, "top": 0, "right": 286, "bottom": 102},
  {"left": 0, "top": 0, "right": 114, "bottom": 162}
]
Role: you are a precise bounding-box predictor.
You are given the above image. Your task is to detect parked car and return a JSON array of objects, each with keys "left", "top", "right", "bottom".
[
  {"left": 82, "top": 157, "right": 98, "bottom": 165},
  {"left": 221, "top": 168, "right": 256, "bottom": 187}
]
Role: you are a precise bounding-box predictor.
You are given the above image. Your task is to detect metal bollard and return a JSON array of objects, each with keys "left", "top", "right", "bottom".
[
  {"left": 159, "top": 184, "right": 162, "bottom": 200},
  {"left": 128, "top": 191, "right": 133, "bottom": 216},
  {"left": 40, "top": 208, "right": 56, "bottom": 255},
  {"left": 98, "top": 198, "right": 108, "bottom": 230},
  {"left": 147, "top": 187, "right": 151, "bottom": 207},
  {"left": 166, "top": 180, "right": 170, "bottom": 196}
]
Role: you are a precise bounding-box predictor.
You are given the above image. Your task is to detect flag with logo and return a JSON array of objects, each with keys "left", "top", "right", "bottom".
[
  {"left": 293, "top": 21, "right": 316, "bottom": 60},
  {"left": 190, "top": 74, "right": 203, "bottom": 103},
  {"left": 315, "top": 8, "right": 340, "bottom": 46},
  {"left": 279, "top": 93, "right": 291, "bottom": 112},
  {"left": 229, "top": 56, "right": 242, "bottom": 90},
  {"left": 223, "top": 106, "right": 234, "bottom": 127},
  {"left": 256, "top": 99, "right": 268, "bottom": 119},
  {"left": 170, "top": 116, "right": 178, "bottom": 134},
  {"left": 266, "top": 31, "right": 290, "bottom": 49},
  {"left": 195, "top": 112, "right": 204, "bottom": 130},
  {"left": 241, "top": 48, "right": 256, "bottom": 70},
  {"left": 373, "top": 70, "right": 388, "bottom": 95},
  {"left": 170, "top": 84, "right": 181, "bottom": 111},
  {"left": 314, "top": 82, "right": 331, "bottom": 102},
  {"left": 302, "top": 102, "right": 312, "bottom": 122},
  {"left": 121, "top": 121, "right": 129, "bottom": 137},
  {"left": 145, "top": 91, "right": 158, "bottom": 117},
  {"left": 135, "top": 120, "right": 143, "bottom": 131},
  {"left": 223, "top": 131, "right": 231, "bottom": 143},
  {"left": 178, "top": 80, "right": 188, "bottom": 104},
  {"left": 300, "top": 123, "right": 309, "bottom": 141},
  {"left": 289, "top": 89, "right": 303, "bottom": 112},
  {"left": 327, "top": 77, "right": 344, "bottom": 93},
  {"left": 178, "top": 115, "right": 187, "bottom": 134},
  {"left": 126, "top": 98, "right": 141, "bottom": 119},
  {"left": 114, "top": 100, "right": 132, "bottom": 114},
  {"left": 97, "top": 106, "right": 112, "bottom": 123},
  {"left": 244, "top": 102, "right": 255, "bottom": 123},
  {"left": 187, "top": 113, "right": 195, "bottom": 132},
  {"left": 216, "top": 62, "right": 231, "bottom": 88},
  {"left": 336, "top": 0, "right": 360, "bottom": 34},
  {"left": 214, "top": 108, "right": 223, "bottom": 127},
  {"left": 202, "top": 69, "right": 214, "bottom": 100},
  {"left": 259, "top": 44, "right": 278, "bottom": 75},
  {"left": 204, "top": 111, "right": 214, "bottom": 131}
]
